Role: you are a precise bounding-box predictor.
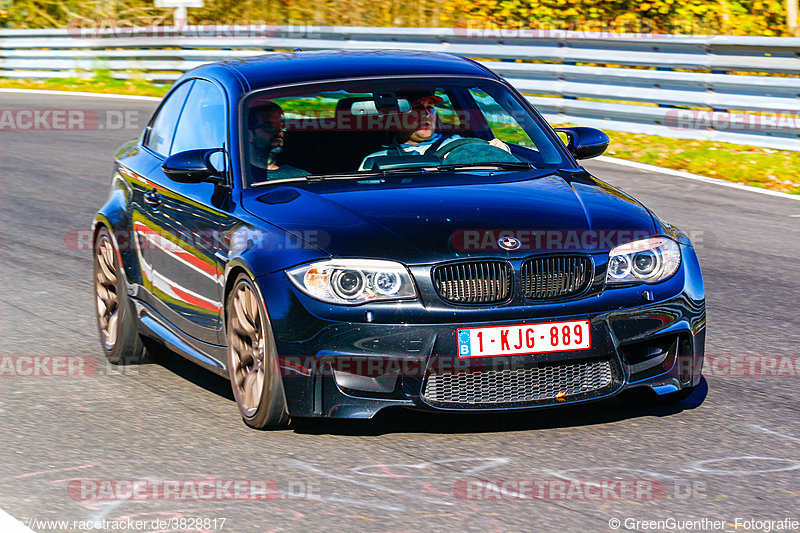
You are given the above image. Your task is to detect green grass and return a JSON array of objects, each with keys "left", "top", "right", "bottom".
[
  {"left": 3, "top": 76, "right": 797, "bottom": 194},
  {"left": 600, "top": 131, "right": 800, "bottom": 194},
  {"left": 0, "top": 72, "right": 170, "bottom": 97}
]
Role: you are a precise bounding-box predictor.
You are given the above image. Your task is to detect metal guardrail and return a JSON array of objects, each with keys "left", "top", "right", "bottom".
[{"left": 1, "top": 26, "right": 799, "bottom": 150}]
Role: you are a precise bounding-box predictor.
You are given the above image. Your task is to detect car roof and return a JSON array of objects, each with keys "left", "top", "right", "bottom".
[{"left": 190, "top": 50, "right": 501, "bottom": 93}]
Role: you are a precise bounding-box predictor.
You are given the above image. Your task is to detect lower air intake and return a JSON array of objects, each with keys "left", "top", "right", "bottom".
[{"left": 422, "top": 357, "right": 619, "bottom": 407}]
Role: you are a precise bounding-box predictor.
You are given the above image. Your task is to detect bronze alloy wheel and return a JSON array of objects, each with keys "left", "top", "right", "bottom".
[
  {"left": 95, "top": 233, "right": 119, "bottom": 350},
  {"left": 93, "top": 227, "right": 147, "bottom": 364},
  {"left": 226, "top": 274, "right": 289, "bottom": 429}
]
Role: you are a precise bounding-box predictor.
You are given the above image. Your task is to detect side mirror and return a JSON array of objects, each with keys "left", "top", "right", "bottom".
[
  {"left": 162, "top": 148, "right": 227, "bottom": 184},
  {"left": 554, "top": 127, "right": 609, "bottom": 160}
]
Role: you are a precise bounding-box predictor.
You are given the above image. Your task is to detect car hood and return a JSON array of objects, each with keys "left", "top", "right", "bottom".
[{"left": 241, "top": 170, "right": 657, "bottom": 264}]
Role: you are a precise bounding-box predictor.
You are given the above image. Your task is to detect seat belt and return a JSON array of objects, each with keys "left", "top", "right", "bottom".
[{"left": 422, "top": 134, "right": 450, "bottom": 155}]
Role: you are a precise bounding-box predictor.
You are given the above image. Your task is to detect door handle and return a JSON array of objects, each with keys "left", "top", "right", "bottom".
[{"left": 143, "top": 189, "right": 162, "bottom": 207}]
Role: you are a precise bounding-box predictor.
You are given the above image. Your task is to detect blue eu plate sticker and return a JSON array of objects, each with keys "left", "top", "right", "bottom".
[{"left": 458, "top": 330, "right": 471, "bottom": 357}]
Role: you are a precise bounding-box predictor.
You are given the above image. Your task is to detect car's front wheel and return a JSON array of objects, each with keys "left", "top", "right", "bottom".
[
  {"left": 93, "top": 226, "right": 147, "bottom": 364},
  {"left": 226, "top": 274, "right": 290, "bottom": 429}
]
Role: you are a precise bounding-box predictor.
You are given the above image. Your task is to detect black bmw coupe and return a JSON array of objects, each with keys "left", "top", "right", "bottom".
[{"left": 93, "top": 50, "right": 705, "bottom": 428}]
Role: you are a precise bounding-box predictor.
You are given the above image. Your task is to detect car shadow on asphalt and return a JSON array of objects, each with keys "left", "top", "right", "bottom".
[
  {"left": 291, "top": 378, "right": 709, "bottom": 436},
  {"left": 148, "top": 346, "right": 235, "bottom": 402},
  {"left": 145, "top": 346, "right": 709, "bottom": 436}
]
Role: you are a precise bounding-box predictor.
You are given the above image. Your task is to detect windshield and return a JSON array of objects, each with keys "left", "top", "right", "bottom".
[{"left": 240, "top": 77, "right": 570, "bottom": 186}]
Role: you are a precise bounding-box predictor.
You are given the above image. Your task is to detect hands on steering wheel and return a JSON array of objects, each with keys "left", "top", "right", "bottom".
[{"left": 432, "top": 137, "right": 519, "bottom": 164}]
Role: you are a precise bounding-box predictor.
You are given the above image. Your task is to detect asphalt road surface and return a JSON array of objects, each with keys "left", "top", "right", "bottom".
[{"left": 1, "top": 91, "right": 799, "bottom": 533}]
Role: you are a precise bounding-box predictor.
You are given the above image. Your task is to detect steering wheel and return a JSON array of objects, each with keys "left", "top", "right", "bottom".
[{"left": 432, "top": 138, "right": 521, "bottom": 164}]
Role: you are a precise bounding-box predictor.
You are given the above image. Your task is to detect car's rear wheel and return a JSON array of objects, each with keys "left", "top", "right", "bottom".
[
  {"left": 226, "top": 274, "right": 289, "bottom": 429},
  {"left": 93, "top": 227, "right": 147, "bottom": 364}
]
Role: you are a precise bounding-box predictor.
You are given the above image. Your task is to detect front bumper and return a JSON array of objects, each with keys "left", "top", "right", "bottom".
[{"left": 257, "top": 245, "right": 705, "bottom": 419}]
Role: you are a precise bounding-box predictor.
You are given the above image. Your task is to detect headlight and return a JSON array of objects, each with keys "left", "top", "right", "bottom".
[
  {"left": 606, "top": 237, "right": 681, "bottom": 284},
  {"left": 286, "top": 259, "right": 417, "bottom": 304}
]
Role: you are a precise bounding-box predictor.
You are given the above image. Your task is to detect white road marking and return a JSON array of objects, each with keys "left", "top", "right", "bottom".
[
  {"left": 85, "top": 500, "right": 123, "bottom": 524},
  {"left": 548, "top": 466, "right": 678, "bottom": 481},
  {"left": 0, "top": 88, "right": 161, "bottom": 102},
  {"left": 351, "top": 457, "right": 510, "bottom": 478},
  {"left": 747, "top": 424, "right": 800, "bottom": 444},
  {"left": 595, "top": 155, "right": 800, "bottom": 201},
  {"left": 289, "top": 459, "right": 453, "bottom": 506},
  {"left": 309, "top": 495, "right": 405, "bottom": 511},
  {"left": 547, "top": 466, "right": 678, "bottom": 493},
  {"left": 685, "top": 456, "right": 800, "bottom": 475},
  {"left": 0, "top": 508, "right": 35, "bottom": 533}
]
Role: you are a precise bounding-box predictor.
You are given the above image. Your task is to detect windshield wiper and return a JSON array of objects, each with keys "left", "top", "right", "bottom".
[
  {"left": 250, "top": 163, "right": 539, "bottom": 186},
  {"left": 303, "top": 172, "right": 374, "bottom": 181},
  {"left": 303, "top": 167, "right": 442, "bottom": 181},
  {"left": 306, "top": 162, "right": 536, "bottom": 180},
  {"left": 250, "top": 171, "right": 385, "bottom": 186},
  {"left": 433, "top": 161, "right": 536, "bottom": 172}
]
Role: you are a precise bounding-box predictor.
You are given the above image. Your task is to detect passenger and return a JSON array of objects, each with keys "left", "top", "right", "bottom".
[
  {"left": 248, "top": 102, "right": 309, "bottom": 181},
  {"left": 359, "top": 91, "right": 510, "bottom": 170}
]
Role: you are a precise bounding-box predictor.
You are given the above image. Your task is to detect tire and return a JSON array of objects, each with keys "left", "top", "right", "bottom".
[
  {"left": 93, "top": 226, "right": 148, "bottom": 365},
  {"left": 226, "top": 274, "right": 290, "bottom": 429}
]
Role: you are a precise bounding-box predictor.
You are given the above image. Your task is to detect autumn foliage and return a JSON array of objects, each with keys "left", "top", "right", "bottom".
[
  {"left": 0, "top": 0, "right": 793, "bottom": 36},
  {"left": 440, "top": 0, "right": 793, "bottom": 36}
]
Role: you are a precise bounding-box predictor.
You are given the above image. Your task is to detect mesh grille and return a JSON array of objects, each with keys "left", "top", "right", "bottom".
[
  {"left": 433, "top": 261, "right": 512, "bottom": 304},
  {"left": 521, "top": 256, "right": 592, "bottom": 300},
  {"left": 422, "top": 358, "right": 616, "bottom": 406}
]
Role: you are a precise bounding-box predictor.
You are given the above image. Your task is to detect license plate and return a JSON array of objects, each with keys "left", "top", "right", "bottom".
[{"left": 457, "top": 320, "right": 591, "bottom": 358}]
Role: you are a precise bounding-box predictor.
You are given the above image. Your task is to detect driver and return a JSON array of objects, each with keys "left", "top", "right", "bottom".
[
  {"left": 358, "top": 91, "right": 510, "bottom": 171},
  {"left": 248, "top": 101, "right": 309, "bottom": 181}
]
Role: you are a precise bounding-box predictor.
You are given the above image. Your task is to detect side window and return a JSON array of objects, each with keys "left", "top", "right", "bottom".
[
  {"left": 434, "top": 89, "right": 460, "bottom": 128},
  {"left": 170, "top": 79, "right": 226, "bottom": 156},
  {"left": 145, "top": 81, "right": 193, "bottom": 156},
  {"left": 468, "top": 88, "right": 537, "bottom": 149}
]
